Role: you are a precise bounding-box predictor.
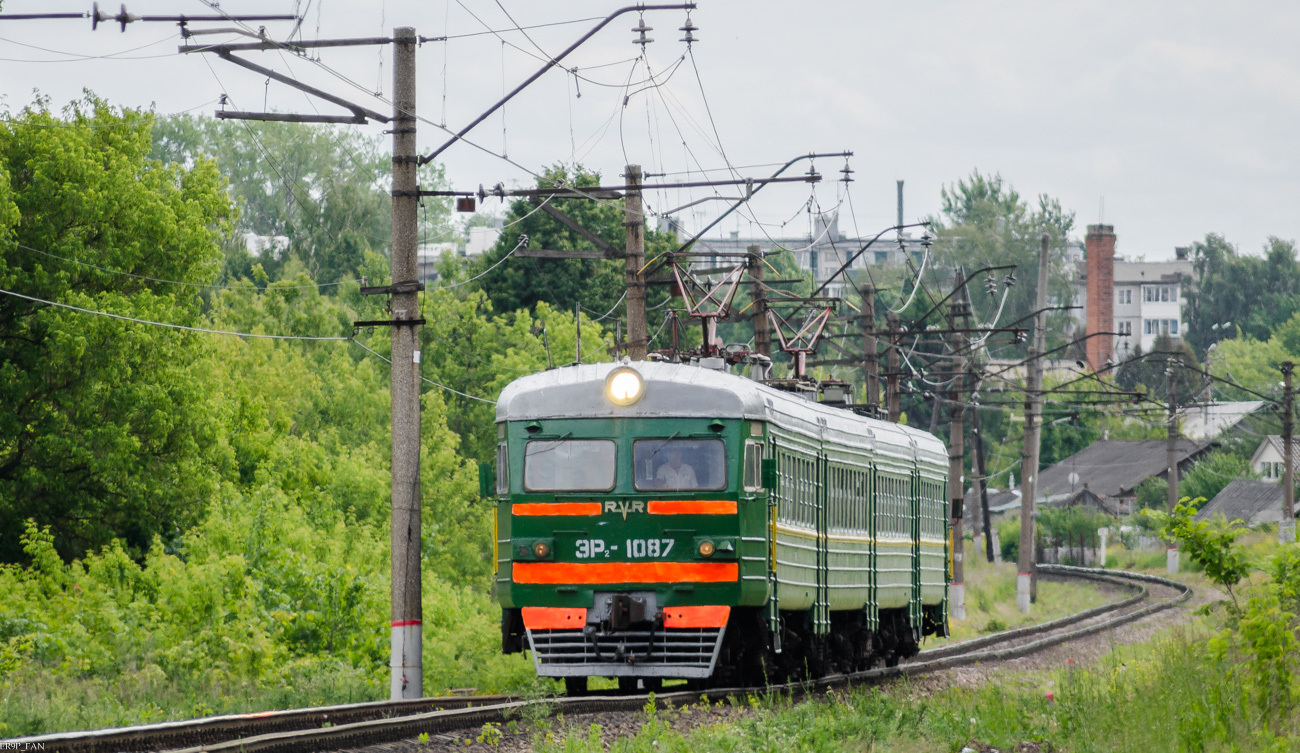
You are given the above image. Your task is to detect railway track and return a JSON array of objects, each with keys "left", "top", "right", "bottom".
[{"left": 11, "top": 565, "right": 1191, "bottom": 753}]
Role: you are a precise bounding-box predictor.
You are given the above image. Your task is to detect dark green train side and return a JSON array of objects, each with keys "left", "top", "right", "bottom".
[{"left": 492, "top": 361, "right": 949, "bottom": 693}]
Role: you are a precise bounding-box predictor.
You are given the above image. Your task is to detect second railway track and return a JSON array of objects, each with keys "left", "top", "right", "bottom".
[{"left": 13, "top": 565, "right": 1191, "bottom": 753}]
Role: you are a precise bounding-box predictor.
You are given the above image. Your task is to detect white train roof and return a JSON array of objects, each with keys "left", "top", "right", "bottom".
[{"left": 494, "top": 361, "right": 946, "bottom": 464}]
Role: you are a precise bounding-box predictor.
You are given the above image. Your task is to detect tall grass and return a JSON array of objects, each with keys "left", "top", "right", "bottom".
[{"left": 535, "top": 628, "right": 1296, "bottom": 752}]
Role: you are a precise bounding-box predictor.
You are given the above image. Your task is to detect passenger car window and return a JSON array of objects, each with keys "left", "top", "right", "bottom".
[
  {"left": 633, "top": 438, "right": 726, "bottom": 491},
  {"left": 523, "top": 440, "right": 616, "bottom": 492}
]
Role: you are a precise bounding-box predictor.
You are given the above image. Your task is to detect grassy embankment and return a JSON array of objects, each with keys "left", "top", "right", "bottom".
[{"left": 524, "top": 533, "right": 1300, "bottom": 752}]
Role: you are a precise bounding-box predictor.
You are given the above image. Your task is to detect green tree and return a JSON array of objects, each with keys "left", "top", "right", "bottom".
[
  {"left": 1181, "top": 451, "right": 1258, "bottom": 504},
  {"left": 1113, "top": 335, "right": 1203, "bottom": 403},
  {"left": 151, "top": 115, "right": 451, "bottom": 285},
  {"left": 0, "top": 97, "right": 234, "bottom": 562},
  {"left": 1186, "top": 233, "right": 1300, "bottom": 356},
  {"left": 928, "top": 170, "right": 1077, "bottom": 356},
  {"left": 472, "top": 165, "right": 673, "bottom": 337}
]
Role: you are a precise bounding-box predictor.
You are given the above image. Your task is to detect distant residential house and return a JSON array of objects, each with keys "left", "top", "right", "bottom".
[
  {"left": 1180, "top": 401, "right": 1266, "bottom": 442},
  {"left": 1196, "top": 479, "right": 1295, "bottom": 526},
  {"left": 977, "top": 439, "right": 1211, "bottom": 518},
  {"left": 1250, "top": 436, "right": 1300, "bottom": 484}
]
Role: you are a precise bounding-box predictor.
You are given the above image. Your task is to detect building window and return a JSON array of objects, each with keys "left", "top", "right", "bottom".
[
  {"left": 1117, "top": 321, "right": 1132, "bottom": 336},
  {"left": 1144, "top": 285, "right": 1173, "bottom": 302},
  {"left": 875, "top": 250, "right": 889, "bottom": 265},
  {"left": 1170, "top": 320, "right": 1179, "bottom": 335},
  {"left": 1117, "top": 289, "right": 1132, "bottom": 305},
  {"left": 1144, "top": 319, "right": 1154, "bottom": 335}
]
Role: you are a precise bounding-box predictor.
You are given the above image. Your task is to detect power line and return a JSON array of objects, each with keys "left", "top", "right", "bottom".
[
  {"left": 11, "top": 242, "right": 360, "bottom": 290},
  {"left": 348, "top": 337, "right": 497, "bottom": 404},
  {"left": 0, "top": 286, "right": 350, "bottom": 341}
]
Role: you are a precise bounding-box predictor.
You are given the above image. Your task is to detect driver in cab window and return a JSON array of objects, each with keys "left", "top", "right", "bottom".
[{"left": 655, "top": 448, "right": 697, "bottom": 489}]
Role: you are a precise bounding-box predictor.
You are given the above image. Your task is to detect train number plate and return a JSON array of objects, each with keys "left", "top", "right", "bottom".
[{"left": 574, "top": 538, "right": 675, "bottom": 559}]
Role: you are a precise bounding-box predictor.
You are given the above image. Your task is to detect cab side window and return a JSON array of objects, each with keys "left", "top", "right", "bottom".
[{"left": 743, "top": 442, "right": 765, "bottom": 491}]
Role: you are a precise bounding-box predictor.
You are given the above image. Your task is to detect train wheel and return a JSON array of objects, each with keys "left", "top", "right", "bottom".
[{"left": 564, "top": 676, "right": 588, "bottom": 696}]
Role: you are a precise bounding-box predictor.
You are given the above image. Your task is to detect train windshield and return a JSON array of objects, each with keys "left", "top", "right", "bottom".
[
  {"left": 633, "top": 438, "right": 726, "bottom": 491},
  {"left": 523, "top": 440, "right": 616, "bottom": 491}
]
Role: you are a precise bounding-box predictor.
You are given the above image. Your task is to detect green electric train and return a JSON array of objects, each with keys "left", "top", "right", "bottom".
[{"left": 491, "top": 360, "right": 950, "bottom": 693}]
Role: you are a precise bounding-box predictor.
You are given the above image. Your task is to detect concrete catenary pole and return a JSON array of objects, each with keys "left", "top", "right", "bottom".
[
  {"left": 1282, "top": 361, "right": 1294, "bottom": 543},
  {"left": 861, "top": 283, "right": 878, "bottom": 412},
  {"left": 886, "top": 312, "right": 901, "bottom": 422},
  {"left": 1017, "top": 232, "right": 1050, "bottom": 613},
  {"left": 748, "top": 245, "right": 771, "bottom": 357},
  {"left": 971, "top": 406, "right": 995, "bottom": 562},
  {"left": 947, "top": 271, "right": 968, "bottom": 621},
  {"left": 624, "top": 165, "right": 647, "bottom": 360},
  {"left": 1166, "top": 363, "right": 1181, "bottom": 574},
  {"left": 389, "top": 26, "right": 423, "bottom": 701}
]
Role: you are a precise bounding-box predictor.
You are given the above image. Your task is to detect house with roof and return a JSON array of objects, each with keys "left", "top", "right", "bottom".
[
  {"left": 1180, "top": 401, "right": 1266, "bottom": 442},
  {"left": 1249, "top": 436, "right": 1300, "bottom": 483},
  {"left": 1196, "top": 479, "right": 1295, "bottom": 526},
  {"left": 974, "top": 438, "right": 1212, "bottom": 518}
]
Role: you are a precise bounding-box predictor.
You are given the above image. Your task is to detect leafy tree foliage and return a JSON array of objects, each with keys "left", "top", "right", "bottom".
[
  {"left": 927, "top": 170, "right": 1077, "bottom": 354},
  {"left": 473, "top": 165, "right": 673, "bottom": 338},
  {"left": 1181, "top": 451, "right": 1258, "bottom": 505},
  {"left": 1113, "top": 335, "right": 1204, "bottom": 403},
  {"left": 1186, "top": 233, "right": 1300, "bottom": 356},
  {"left": 151, "top": 115, "right": 451, "bottom": 285},
  {"left": 0, "top": 98, "right": 234, "bottom": 562}
]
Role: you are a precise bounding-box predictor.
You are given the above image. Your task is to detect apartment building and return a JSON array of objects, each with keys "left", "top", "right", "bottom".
[{"left": 1073, "top": 224, "right": 1195, "bottom": 368}]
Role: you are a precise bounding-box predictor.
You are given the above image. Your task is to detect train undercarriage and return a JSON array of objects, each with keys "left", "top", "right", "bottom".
[{"left": 504, "top": 603, "right": 940, "bottom": 695}]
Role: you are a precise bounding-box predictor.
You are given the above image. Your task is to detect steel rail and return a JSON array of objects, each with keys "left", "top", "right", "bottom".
[{"left": 10, "top": 567, "right": 1189, "bottom": 753}]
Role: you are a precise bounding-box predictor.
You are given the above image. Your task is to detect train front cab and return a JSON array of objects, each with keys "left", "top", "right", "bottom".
[{"left": 493, "top": 413, "right": 770, "bottom": 692}]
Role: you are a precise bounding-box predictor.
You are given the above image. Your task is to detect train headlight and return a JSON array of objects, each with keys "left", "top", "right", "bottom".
[
  {"left": 605, "top": 367, "right": 645, "bottom": 407},
  {"left": 698, "top": 540, "right": 716, "bottom": 558},
  {"left": 532, "top": 541, "right": 552, "bottom": 559}
]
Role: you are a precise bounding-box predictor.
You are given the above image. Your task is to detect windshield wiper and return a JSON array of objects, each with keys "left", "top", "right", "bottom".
[{"left": 644, "top": 431, "right": 681, "bottom": 466}]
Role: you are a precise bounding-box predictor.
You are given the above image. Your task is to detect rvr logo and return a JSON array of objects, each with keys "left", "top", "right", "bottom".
[{"left": 604, "top": 500, "right": 645, "bottom": 519}]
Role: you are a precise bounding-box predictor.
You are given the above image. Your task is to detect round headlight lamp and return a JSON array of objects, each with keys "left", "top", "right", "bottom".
[
  {"left": 532, "top": 541, "right": 552, "bottom": 559},
  {"left": 604, "top": 367, "right": 645, "bottom": 407},
  {"left": 698, "top": 540, "right": 716, "bottom": 558}
]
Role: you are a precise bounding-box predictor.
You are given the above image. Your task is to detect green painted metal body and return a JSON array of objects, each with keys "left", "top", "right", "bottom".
[
  {"left": 494, "top": 413, "right": 949, "bottom": 633},
  {"left": 494, "top": 417, "right": 769, "bottom": 612}
]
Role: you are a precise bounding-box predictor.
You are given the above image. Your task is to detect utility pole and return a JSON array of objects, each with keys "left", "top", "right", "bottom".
[
  {"left": 947, "top": 271, "right": 968, "bottom": 621},
  {"left": 1166, "top": 364, "right": 1179, "bottom": 511},
  {"left": 860, "top": 283, "right": 878, "bottom": 413},
  {"left": 1017, "top": 232, "right": 1050, "bottom": 613},
  {"left": 748, "top": 245, "right": 771, "bottom": 357},
  {"left": 1282, "top": 362, "right": 1294, "bottom": 543},
  {"left": 1166, "top": 362, "right": 1180, "bottom": 574},
  {"left": 886, "top": 312, "right": 901, "bottom": 422},
  {"left": 389, "top": 26, "right": 423, "bottom": 701},
  {"left": 971, "top": 406, "right": 995, "bottom": 562},
  {"left": 625, "top": 165, "right": 648, "bottom": 360}
]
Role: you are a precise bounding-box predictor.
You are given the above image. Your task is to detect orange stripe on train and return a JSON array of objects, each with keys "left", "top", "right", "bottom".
[
  {"left": 662, "top": 605, "right": 730, "bottom": 628},
  {"left": 521, "top": 607, "right": 587, "bottom": 629},
  {"left": 646, "top": 500, "right": 737, "bottom": 515},
  {"left": 512, "top": 502, "right": 602, "bottom": 516},
  {"left": 512, "top": 562, "right": 739, "bottom": 584}
]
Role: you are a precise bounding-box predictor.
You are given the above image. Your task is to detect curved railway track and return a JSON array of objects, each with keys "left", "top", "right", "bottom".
[{"left": 12, "top": 565, "right": 1191, "bottom": 753}]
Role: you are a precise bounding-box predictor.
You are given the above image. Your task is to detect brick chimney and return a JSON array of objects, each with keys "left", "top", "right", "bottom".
[{"left": 1085, "top": 224, "right": 1116, "bottom": 370}]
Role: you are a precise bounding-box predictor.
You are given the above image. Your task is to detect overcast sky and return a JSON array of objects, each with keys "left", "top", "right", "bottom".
[{"left": 2, "top": 0, "right": 1296, "bottom": 260}]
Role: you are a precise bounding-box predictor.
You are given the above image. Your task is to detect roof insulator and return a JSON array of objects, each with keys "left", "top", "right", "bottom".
[
  {"left": 632, "top": 17, "right": 653, "bottom": 47},
  {"left": 679, "top": 15, "right": 698, "bottom": 44}
]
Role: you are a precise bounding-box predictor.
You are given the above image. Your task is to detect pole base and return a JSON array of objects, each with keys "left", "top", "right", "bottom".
[
  {"left": 1016, "top": 573, "right": 1031, "bottom": 614},
  {"left": 1166, "top": 548, "right": 1180, "bottom": 575},
  {"left": 390, "top": 621, "right": 423, "bottom": 700},
  {"left": 950, "top": 583, "right": 966, "bottom": 621},
  {"left": 1281, "top": 521, "right": 1296, "bottom": 545}
]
